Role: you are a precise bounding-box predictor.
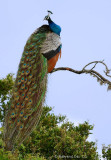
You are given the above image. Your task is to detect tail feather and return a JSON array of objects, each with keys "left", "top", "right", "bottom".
[{"left": 4, "top": 25, "right": 49, "bottom": 151}]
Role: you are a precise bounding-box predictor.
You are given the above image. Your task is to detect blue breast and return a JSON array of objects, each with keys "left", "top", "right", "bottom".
[{"left": 49, "top": 22, "right": 61, "bottom": 36}]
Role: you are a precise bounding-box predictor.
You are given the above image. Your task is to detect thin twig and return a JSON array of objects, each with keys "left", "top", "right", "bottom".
[{"left": 82, "top": 61, "right": 99, "bottom": 70}]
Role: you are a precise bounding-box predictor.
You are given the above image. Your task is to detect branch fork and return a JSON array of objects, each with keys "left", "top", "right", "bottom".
[{"left": 51, "top": 61, "right": 111, "bottom": 90}]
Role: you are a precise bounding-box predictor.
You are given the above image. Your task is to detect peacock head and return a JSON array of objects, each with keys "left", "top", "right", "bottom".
[
  {"left": 44, "top": 10, "right": 53, "bottom": 22},
  {"left": 44, "top": 10, "right": 61, "bottom": 36}
]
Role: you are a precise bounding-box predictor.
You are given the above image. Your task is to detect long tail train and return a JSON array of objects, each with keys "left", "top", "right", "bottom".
[{"left": 4, "top": 26, "right": 48, "bottom": 151}]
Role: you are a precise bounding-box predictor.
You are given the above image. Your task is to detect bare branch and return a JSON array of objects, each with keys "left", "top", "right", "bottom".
[{"left": 50, "top": 61, "right": 111, "bottom": 90}]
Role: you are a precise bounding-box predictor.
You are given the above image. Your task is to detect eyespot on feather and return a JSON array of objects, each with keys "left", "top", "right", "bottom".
[
  {"left": 20, "top": 111, "right": 24, "bottom": 117},
  {"left": 25, "top": 70, "right": 30, "bottom": 75}
]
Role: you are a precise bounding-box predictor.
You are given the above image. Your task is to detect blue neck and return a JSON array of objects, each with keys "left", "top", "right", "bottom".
[{"left": 48, "top": 18, "right": 61, "bottom": 36}]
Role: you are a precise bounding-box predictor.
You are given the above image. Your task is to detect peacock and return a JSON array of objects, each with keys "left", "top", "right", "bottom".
[{"left": 4, "top": 11, "right": 62, "bottom": 151}]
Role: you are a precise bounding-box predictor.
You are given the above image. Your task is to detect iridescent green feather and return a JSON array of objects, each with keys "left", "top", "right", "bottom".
[{"left": 4, "top": 25, "right": 50, "bottom": 151}]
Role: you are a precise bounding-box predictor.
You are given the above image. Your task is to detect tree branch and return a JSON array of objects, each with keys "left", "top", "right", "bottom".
[{"left": 50, "top": 60, "right": 111, "bottom": 90}]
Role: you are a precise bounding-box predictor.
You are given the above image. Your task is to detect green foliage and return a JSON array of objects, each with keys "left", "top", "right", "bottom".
[
  {"left": 0, "top": 74, "right": 14, "bottom": 96},
  {"left": 18, "top": 107, "right": 98, "bottom": 160},
  {"left": 0, "top": 74, "right": 14, "bottom": 123},
  {"left": 102, "top": 145, "right": 111, "bottom": 160},
  {"left": 0, "top": 148, "right": 46, "bottom": 160}
]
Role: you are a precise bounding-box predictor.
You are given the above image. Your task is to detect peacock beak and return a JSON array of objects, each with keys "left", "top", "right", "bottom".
[{"left": 44, "top": 16, "right": 48, "bottom": 21}]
